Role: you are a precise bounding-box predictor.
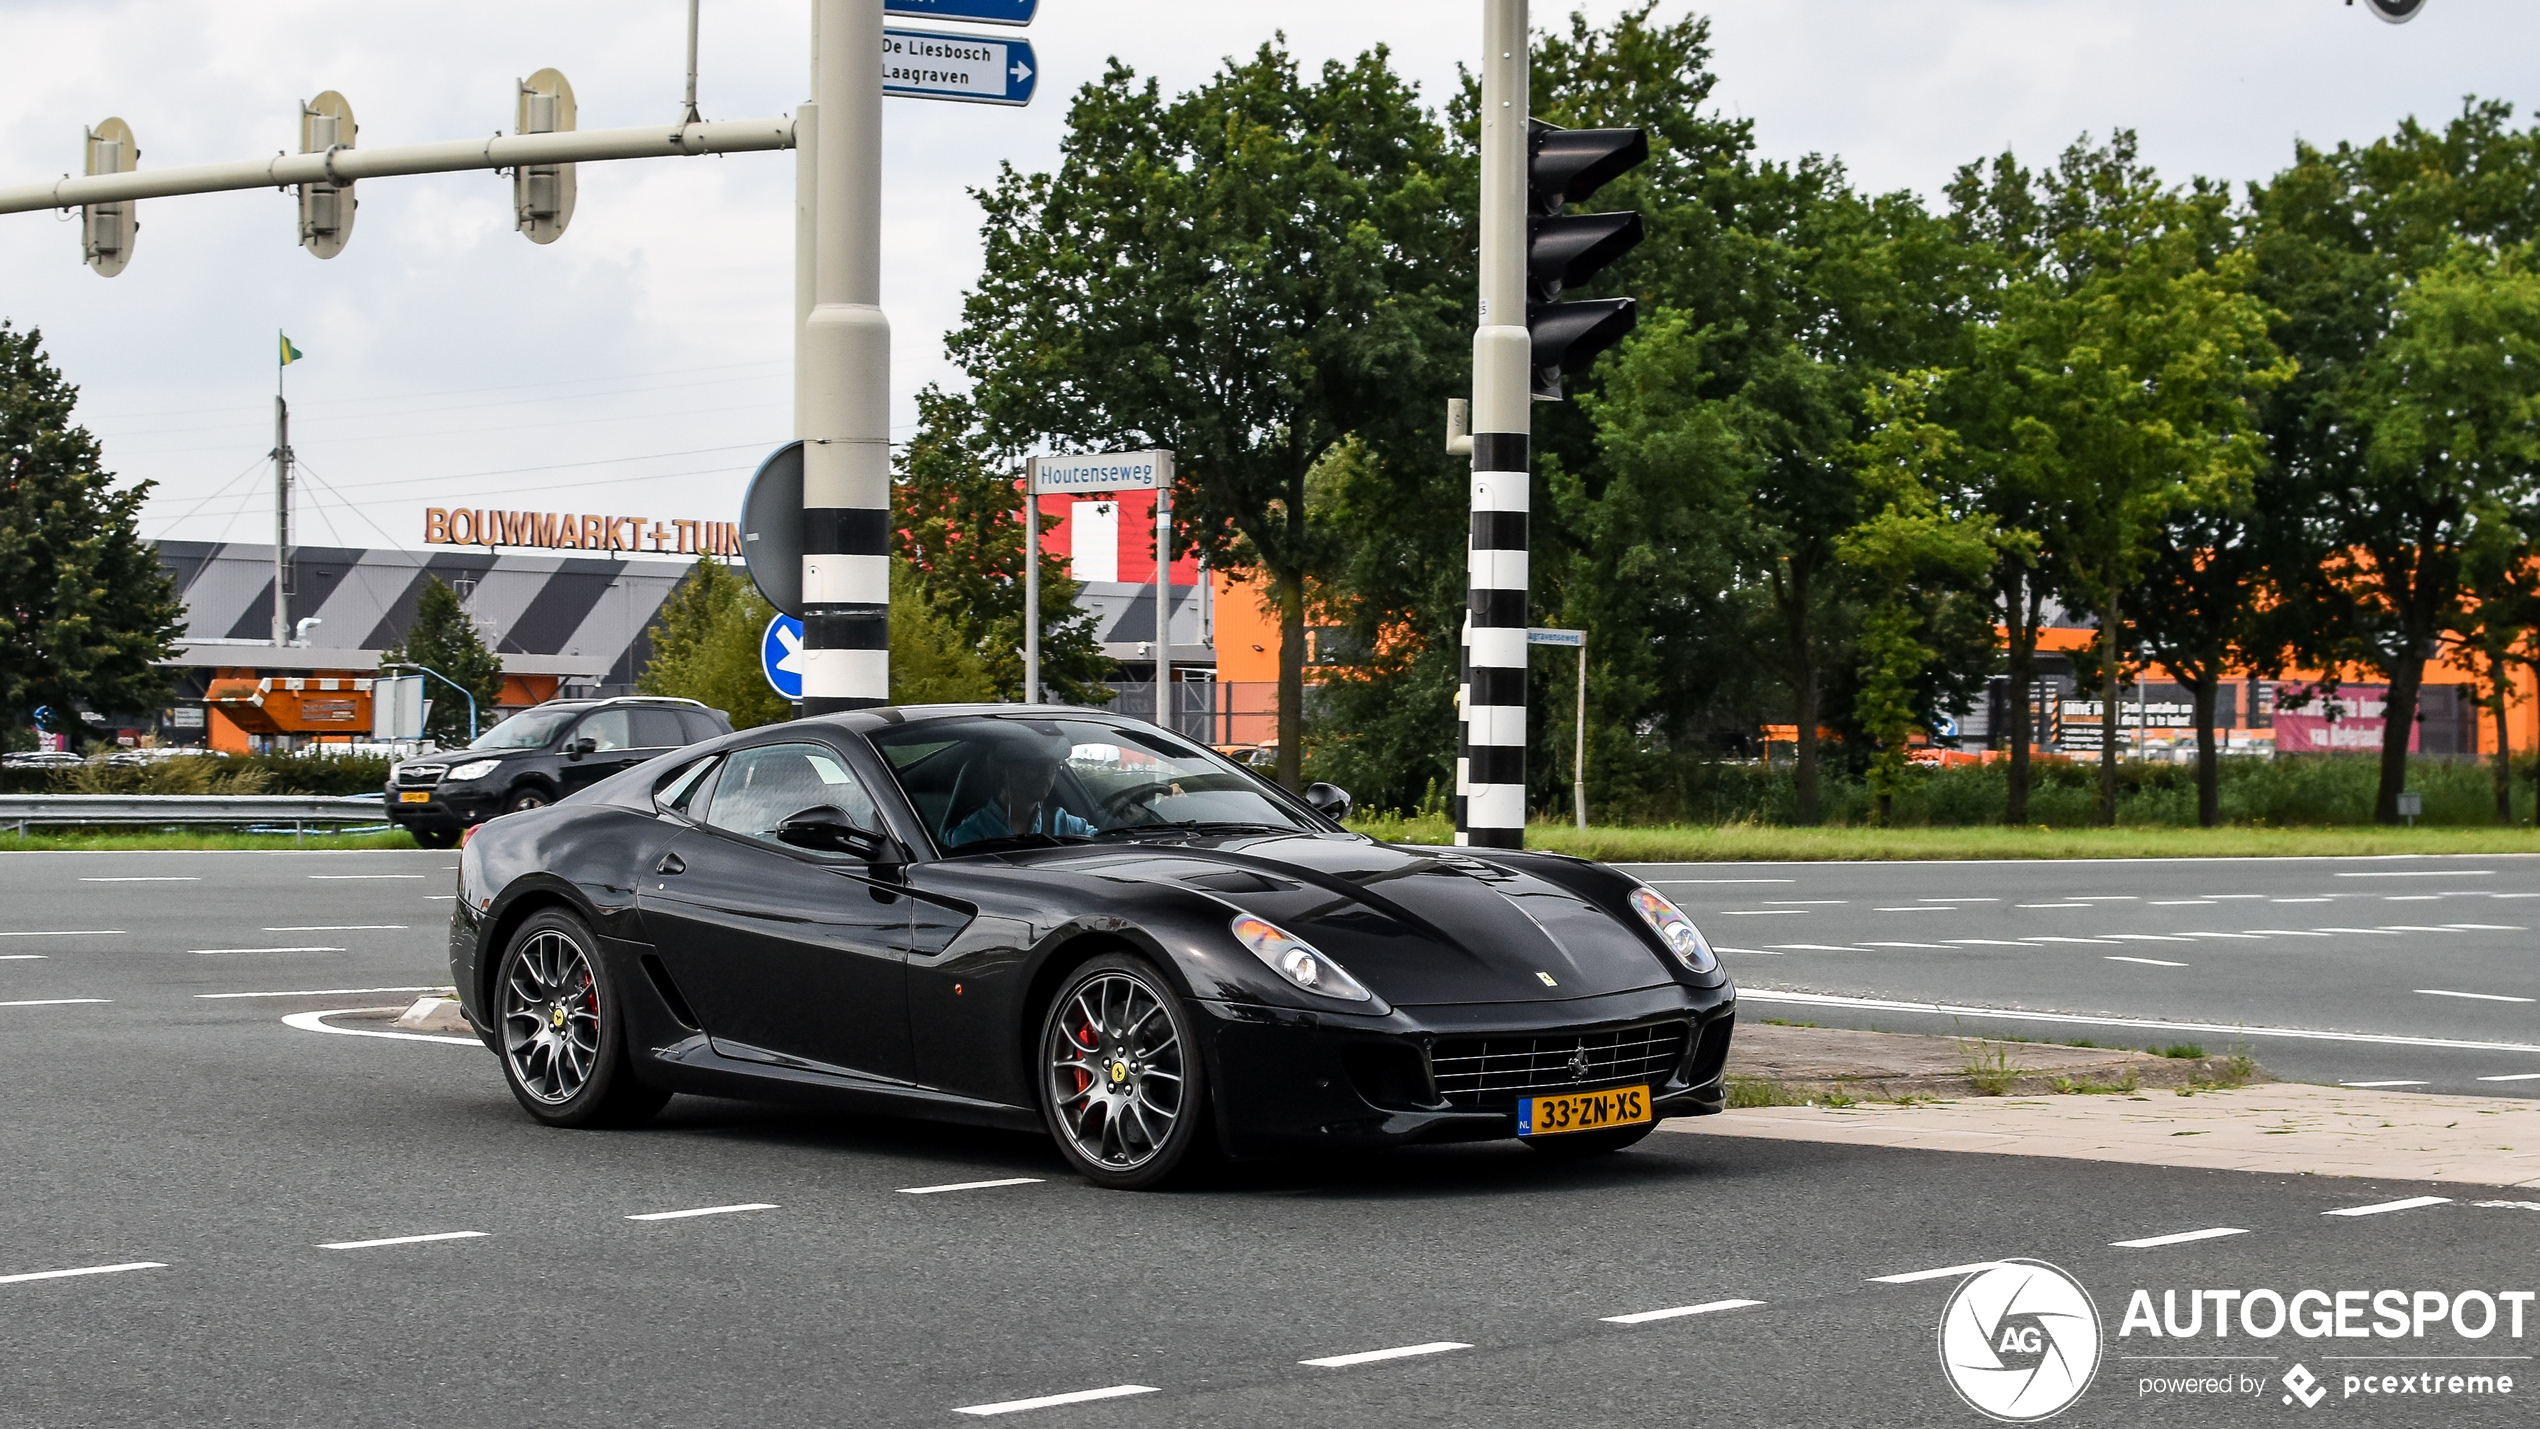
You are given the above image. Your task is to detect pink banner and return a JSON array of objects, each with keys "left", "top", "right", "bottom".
[{"left": 2270, "top": 683, "right": 2419, "bottom": 754}]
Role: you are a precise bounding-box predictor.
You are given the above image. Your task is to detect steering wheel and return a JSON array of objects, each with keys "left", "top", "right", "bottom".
[{"left": 1098, "top": 782, "right": 1172, "bottom": 821}]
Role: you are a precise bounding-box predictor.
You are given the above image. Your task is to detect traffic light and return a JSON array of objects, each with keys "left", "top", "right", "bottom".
[
  {"left": 514, "top": 69, "right": 579, "bottom": 244},
  {"left": 1526, "top": 121, "right": 1647, "bottom": 399}
]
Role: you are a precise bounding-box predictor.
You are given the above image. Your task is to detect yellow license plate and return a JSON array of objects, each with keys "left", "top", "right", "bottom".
[
  {"left": 1518, "top": 1083, "right": 1652, "bottom": 1137},
  {"left": 399, "top": 790, "right": 431, "bottom": 803}
]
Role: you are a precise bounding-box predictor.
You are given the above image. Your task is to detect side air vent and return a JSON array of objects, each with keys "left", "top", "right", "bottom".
[{"left": 640, "top": 952, "right": 701, "bottom": 1029}]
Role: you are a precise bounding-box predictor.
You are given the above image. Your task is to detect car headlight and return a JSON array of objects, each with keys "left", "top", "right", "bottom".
[
  {"left": 1229, "top": 914, "right": 1372, "bottom": 1002},
  {"left": 1628, "top": 887, "right": 1718, "bottom": 974},
  {"left": 445, "top": 758, "right": 502, "bottom": 782}
]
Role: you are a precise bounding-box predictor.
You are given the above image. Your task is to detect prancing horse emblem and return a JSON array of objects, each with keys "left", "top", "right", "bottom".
[{"left": 1566, "top": 1047, "right": 1591, "bottom": 1082}]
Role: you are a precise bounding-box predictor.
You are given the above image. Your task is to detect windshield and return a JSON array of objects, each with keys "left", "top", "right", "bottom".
[
  {"left": 869, "top": 715, "right": 1322, "bottom": 852},
  {"left": 464, "top": 706, "right": 579, "bottom": 751}
]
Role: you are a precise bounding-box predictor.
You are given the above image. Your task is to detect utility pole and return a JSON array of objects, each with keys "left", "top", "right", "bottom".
[
  {"left": 798, "top": 0, "right": 892, "bottom": 715},
  {"left": 1460, "top": 0, "right": 1533, "bottom": 849}
]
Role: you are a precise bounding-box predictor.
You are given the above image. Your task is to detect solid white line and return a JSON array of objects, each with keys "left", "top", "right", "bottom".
[
  {"left": 2340, "top": 1080, "right": 2428, "bottom": 1088},
  {"left": 0, "top": 1260, "right": 165, "bottom": 1286},
  {"left": 2108, "top": 934, "right": 2198, "bottom": 943},
  {"left": 2106, "top": 956, "right": 2189, "bottom": 967},
  {"left": 306, "top": 874, "right": 426, "bottom": 880},
  {"left": 1602, "top": 1298, "right": 1765, "bottom": 1325},
  {"left": 2478, "top": 1072, "right": 2540, "bottom": 1082},
  {"left": 1946, "top": 939, "right": 2033, "bottom": 947},
  {"left": 2324, "top": 1196, "right": 2451, "bottom": 1218},
  {"left": 896, "top": 1177, "right": 1044, "bottom": 1196},
  {"left": 2184, "top": 932, "right": 2268, "bottom": 939},
  {"left": 1300, "top": 1342, "right": 1472, "bottom": 1368},
  {"left": 263, "top": 925, "right": 410, "bottom": 932},
  {"left": 1736, "top": 989, "right": 2540, "bottom": 1054},
  {"left": 953, "top": 1385, "right": 1160, "bottom": 1417},
  {"left": 2446, "top": 924, "right": 2530, "bottom": 931},
  {"left": 626, "top": 1203, "right": 778, "bottom": 1221},
  {"left": 2339, "top": 870, "right": 2492, "bottom": 878},
  {"left": 77, "top": 876, "right": 197, "bottom": 882},
  {"left": 2025, "top": 936, "right": 2120, "bottom": 945},
  {"left": 0, "top": 954, "right": 46, "bottom": 960},
  {"left": 2151, "top": 900, "right": 2214, "bottom": 906},
  {"left": 196, "top": 986, "right": 444, "bottom": 999},
  {"left": 2018, "top": 903, "right": 2091, "bottom": 909},
  {"left": 0, "top": 998, "right": 109, "bottom": 1008},
  {"left": 2244, "top": 929, "right": 2333, "bottom": 937},
  {"left": 0, "top": 929, "right": 123, "bottom": 937},
  {"left": 318, "top": 1231, "right": 486, "bottom": 1250},
  {"left": 1869, "top": 1261, "right": 2002, "bottom": 1285},
  {"left": 1712, "top": 947, "right": 1783, "bottom": 955},
  {"left": 2416, "top": 989, "right": 2537, "bottom": 1003},
  {"left": 193, "top": 946, "right": 344, "bottom": 955},
  {"left": 1644, "top": 878, "right": 1795, "bottom": 884},
  {"left": 280, "top": 1009, "right": 477, "bottom": 1045},
  {"left": 2316, "top": 927, "right": 2404, "bottom": 936},
  {"left": 1768, "top": 944, "right": 1868, "bottom": 952},
  {"left": 2112, "top": 1227, "right": 2248, "bottom": 1249}
]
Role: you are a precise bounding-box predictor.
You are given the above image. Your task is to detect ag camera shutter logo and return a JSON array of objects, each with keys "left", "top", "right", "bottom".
[{"left": 1938, "top": 1260, "right": 2103, "bottom": 1422}]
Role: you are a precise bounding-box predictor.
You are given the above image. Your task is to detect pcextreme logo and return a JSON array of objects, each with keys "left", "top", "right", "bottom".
[{"left": 1938, "top": 1260, "right": 2103, "bottom": 1423}]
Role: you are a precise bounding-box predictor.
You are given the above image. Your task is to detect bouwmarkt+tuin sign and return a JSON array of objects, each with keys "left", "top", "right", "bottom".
[{"left": 424, "top": 506, "right": 743, "bottom": 556}]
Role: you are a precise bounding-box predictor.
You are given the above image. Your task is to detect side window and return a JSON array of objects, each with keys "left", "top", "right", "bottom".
[
  {"left": 653, "top": 757, "right": 719, "bottom": 817},
  {"left": 578, "top": 709, "right": 633, "bottom": 751},
  {"left": 629, "top": 708, "right": 688, "bottom": 749},
  {"left": 702, "top": 742, "right": 881, "bottom": 845}
]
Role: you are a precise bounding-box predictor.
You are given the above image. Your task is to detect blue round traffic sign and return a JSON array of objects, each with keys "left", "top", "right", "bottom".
[{"left": 762, "top": 612, "right": 805, "bottom": 701}]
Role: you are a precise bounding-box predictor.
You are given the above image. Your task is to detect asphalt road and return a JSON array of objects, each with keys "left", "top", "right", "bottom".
[
  {"left": 1628, "top": 853, "right": 2540, "bottom": 1095},
  {"left": 3, "top": 848, "right": 2535, "bottom": 1428}
]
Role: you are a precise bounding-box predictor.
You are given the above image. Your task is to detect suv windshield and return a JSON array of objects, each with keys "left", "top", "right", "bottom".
[
  {"left": 869, "top": 715, "right": 1321, "bottom": 851},
  {"left": 463, "top": 706, "right": 580, "bottom": 751}
]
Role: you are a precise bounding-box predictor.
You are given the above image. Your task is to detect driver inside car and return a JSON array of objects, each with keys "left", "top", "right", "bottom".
[{"left": 944, "top": 734, "right": 1098, "bottom": 847}]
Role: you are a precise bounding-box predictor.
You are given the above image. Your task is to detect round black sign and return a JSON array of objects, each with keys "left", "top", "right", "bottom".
[
  {"left": 738, "top": 440, "right": 803, "bottom": 618},
  {"left": 2362, "top": 0, "right": 2425, "bottom": 23}
]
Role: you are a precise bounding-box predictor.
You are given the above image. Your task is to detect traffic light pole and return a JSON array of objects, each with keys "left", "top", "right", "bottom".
[
  {"left": 797, "top": 0, "right": 893, "bottom": 714},
  {"left": 1459, "top": 0, "right": 1532, "bottom": 849}
]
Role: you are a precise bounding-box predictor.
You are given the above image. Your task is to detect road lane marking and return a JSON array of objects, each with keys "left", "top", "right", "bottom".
[
  {"left": 0, "top": 930, "right": 123, "bottom": 937},
  {"left": 2324, "top": 1196, "right": 2451, "bottom": 1218},
  {"left": 1719, "top": 910, "right": 1809, "bottom": 916},
  {"left": 1945, "top": 939, "right": 2033, "bottom": 947},
  {"left": 0, "top": 955, "right": 44, "bottom": 960},
  {"left": 953, "top": 1386, "right": 1161, "bottom": 1417},
  {"left": 2111, "top": 1227, "right": 2248, "bottom": 1249},
  {"left": 1, "top": 998, "right": 109, "bottom": 1007},
  {"left": 2446, "top": 924, "right": 2530, "bottom": 931},
  {"left": 0, "top": 1260, "right": 166, "bottom": 1286},
  {"left": 1869, "top": 1261, "right": 2002, "bottom": 1284},
  {"left": 1919, "top": 897, "right": 1999, "bottom": 902},
  {"left": 2340, "top": 1080, "right": 2428, "bottom": 1088},
  {"left": 2025, "top": 936, "right": 2120, "bottom": 945},
  {"left": 2106, "top": 956, "right": 2188, "bottom": 967},
  {"left": 2478, "top": 1072, "right": 2540, "bottom": 1082},
  {"left": 1301, "top": 1342, "right": 1472, "bottom": 1368},
  {"left": 280, "top": 1009, "right": 477, "bottom": 1045},
  {"left": 2018, "top": 903, "right": 2090, "bottom": 909},
  {"left": 1646, "top": 878, "right": 1796, "bottom": 884},
  {"left": 2316, "top": 927, "right": 2405, "bottom": 936},
  {"left": 1602, "top": 1298, "right": 1764, "bottom": 1325},
  {"left": 2109, "top": 934, "right": 2198, "bottom": 942},
  {"left": 2151, "top": 900, "right": 2215, "bottom": 906},
  {"left": 2416, "top": 990, "right": 2537, "bottom": 1003},
  {"left": 193, "top": 946, "right": 345, "bottom": 955},
  {"left": 263, "top": 925, "right": 410, "bottom": 932},
  {"left": 2183, "top": 932, "right": 2267, "bottom": 939},
  {"left": 2243, "top": 929, "right": 2333, "bottom": 937},
  {"left": 1768, "top": 944, "right": 1866, "bottom": 952},
  {"left": 2065, "top": 896, "right": 2139, "bottom": 901},
  {"left": 2380, "top": 925, "right": 2466, "bottom": 933},
  {"left": 2270, "top": 898, "right": 2333, "bottom": 903},
  {"left": 627, "top": 1203, "right": 779, "bottom": 1221},
  {"left": 318, "top": 1231, "right": 486, "bottom": 1250},
  {"left": 1872, "top": 907, "right": 1952, "bottom": 913},
  {"left": 897, "top": 1178, "right": 1044, "bottom": 1195},
  {"left": 1713, "top": 947, "right": 1782, "bottom": 955},
  {"left": 1737, "top": 990, "right": 2540, "bottom": 1053},
  {"left": 307, "top": 874, "right": 427, "bottom": 880},
  {"left": 2205, "top": 894, "right": 2269, "bottom": 899},
  {"left": 2338, "top": 870, "right": 2492, "bottom": 878},
  {"left": 1860, "top": 942, "right": 1953, "bottom": 949},
  {"left": 198, "top": 986, "right": 445, "bottom": 999},
  {"left": 2384, "top": 896, "right": 2442, "bottom": 902},
  {"left": 1759, "top": 900, "right": 1849, "bottom": 905},
  {"left": 77, "top": 876, "right": 197, "bottom": 882}
]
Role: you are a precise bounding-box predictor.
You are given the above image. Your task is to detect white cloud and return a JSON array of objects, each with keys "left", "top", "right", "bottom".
[{"left": 2, "top": 0, "right": 2531, "bottom": 552}]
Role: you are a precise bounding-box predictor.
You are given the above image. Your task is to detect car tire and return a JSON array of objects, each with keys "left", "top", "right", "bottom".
[
  {"left": 1036, "top": 952, "right": 1214, "bottom": 1191},
  {"left": 408, "top": 827, "right": 460, "bottom": 850},
  {"left": 503, "top": 786, "right": 552, "bottom": 815},
  {"left": 492, "top": 907, "right": 668, "bottom": 1129},
  {"left": 1523, "top": 1122, "right": 1659, "bottom": 1157}
]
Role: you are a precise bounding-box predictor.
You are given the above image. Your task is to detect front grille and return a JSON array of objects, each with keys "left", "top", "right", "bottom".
[
  {"left": 1429, "top": 1020, "right": 1690, "bottom": 1109},
  {"left": 397, "top": 764, "right": 446, "bottom": 786}
]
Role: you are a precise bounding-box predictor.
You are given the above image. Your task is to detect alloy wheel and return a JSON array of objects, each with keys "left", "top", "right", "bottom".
[
  {"left": 1045, "top": 970, "right": 1186, "bottom": 1171},
  {"left": 502, "top": 927, "right": 601, "bottom": 1104}
]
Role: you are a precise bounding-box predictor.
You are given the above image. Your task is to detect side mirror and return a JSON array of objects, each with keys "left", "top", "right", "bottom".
[
  {"left": 1304, "top": 781, "right": 1353, "bottom": 822},
  {"left": 776, "top": 804, "right": 886, "bottom": 857},
  {"left": 564, "top": 737, "right": 595, "bottom": 761}
]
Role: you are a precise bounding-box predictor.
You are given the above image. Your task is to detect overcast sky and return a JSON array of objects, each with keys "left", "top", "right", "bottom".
[{"left": 1, "top": 0, "right": 2531, "bottom": 554}]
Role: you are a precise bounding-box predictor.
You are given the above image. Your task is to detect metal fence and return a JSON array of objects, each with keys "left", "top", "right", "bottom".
[{"left": 0, "top": 793, "right": 390, "bottom": 839}]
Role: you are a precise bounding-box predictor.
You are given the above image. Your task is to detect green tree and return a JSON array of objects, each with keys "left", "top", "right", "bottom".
[
  {"left": 948, "top": 39, "right": 1467, "bottom": 789},
  {"left": 2455, "top": 495, "right": 2540, "bottom": 824},
  {"left": 886, "top": 560, "right": 999, "bottom": 705},
  {"left": 0, "top": 322, "right": 184, "bottom": 741},
  {"left": 638, "top": 557, "right": 788, "bottom": 729},
  {"left": 383, "top": 575, "right": 505, "bottom": 745}
]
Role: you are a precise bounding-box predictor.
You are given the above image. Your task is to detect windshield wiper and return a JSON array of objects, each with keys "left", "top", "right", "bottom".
[
  {"left": 1092, "top": 820, "right": 1297, "bottom": 841},
  {"left": 946, "top": 832, "right": 1093, "bottom": 854}
]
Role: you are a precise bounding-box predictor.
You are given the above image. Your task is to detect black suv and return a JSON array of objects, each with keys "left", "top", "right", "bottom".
[{"left": 386, "top": 696, "right": 731, "bottom": 848}]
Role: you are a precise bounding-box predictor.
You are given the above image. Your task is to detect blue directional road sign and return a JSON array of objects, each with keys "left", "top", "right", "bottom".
[
  {"left": 762, "top": 612, "right": 806, "bottom": 702},
  {"left": 883, "top": 28, "right": 1037, "bottom": 107},
  {"left": 884, "top": 0, "right": 1036, "bottom": 25}
]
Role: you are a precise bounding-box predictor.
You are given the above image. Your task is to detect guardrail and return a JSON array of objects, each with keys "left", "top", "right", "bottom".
[{"left": 0, "top": 794, "right": 390, "bottom": 841}]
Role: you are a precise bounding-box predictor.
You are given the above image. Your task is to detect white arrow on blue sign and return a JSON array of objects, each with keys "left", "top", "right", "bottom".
[
  {"left": 884, "top": 0, "right": 1036, "bottom": 25},
  {"left": 762, "top": 612, "right": 807, "bottom": 701},
  {"left": 884, "top": 28, "right": 1036, "bottom": 107}
]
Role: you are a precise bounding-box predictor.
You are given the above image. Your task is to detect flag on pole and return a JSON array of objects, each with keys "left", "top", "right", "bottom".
[{"left": 279, "top": 332, "right": 304, "bottom": 367}]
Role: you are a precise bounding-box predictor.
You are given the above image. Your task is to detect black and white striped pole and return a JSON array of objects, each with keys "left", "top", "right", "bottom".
[
  {"left": 798, "top": 0, "right": 893, "bottom": 714},
  {"left": 1458, "top": 0, "right": 1534, "bottom": 849}
]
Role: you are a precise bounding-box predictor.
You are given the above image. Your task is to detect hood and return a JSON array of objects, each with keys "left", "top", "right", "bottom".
[{"left": 1096, "top": 835, "right": 1675, "bottom": 1006}]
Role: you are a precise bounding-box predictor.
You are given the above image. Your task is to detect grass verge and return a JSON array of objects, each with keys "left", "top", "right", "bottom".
[
  {"left": 1344, "top": 813, "right": 2539, "bottom": 861},
  {"left": 0, "top": 829, "right": 423, "bottom": 852}
]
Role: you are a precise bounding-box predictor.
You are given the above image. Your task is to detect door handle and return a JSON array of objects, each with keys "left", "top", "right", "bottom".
[{"left": 654, "top": 853, "right": 686, "bottom": 875}]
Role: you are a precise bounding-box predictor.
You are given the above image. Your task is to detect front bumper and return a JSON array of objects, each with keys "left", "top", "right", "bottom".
[
  {"left": 1197, "top": 981, "right": 1734, "bottom": 1158},
  {"left": 385, "top": 781, "right": 498, "bottom": 830}
]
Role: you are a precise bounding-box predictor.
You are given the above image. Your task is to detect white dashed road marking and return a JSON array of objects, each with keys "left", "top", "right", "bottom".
[
  {"left": 2111, "top": 1227, "right": 2247, "bottom": 1249},
  {"left": 1719, "top": 910, "right": 1809, "bottom": 916},
  {"left": 953, "top": 1385, "right": 1161, "bottom": 1417},
  {"left": 307, "top": 874, "right": 426, "bottom": 880},
  {"left": 1, "top": 998, "right": 109, "bottom": 1008},
  {"left": 77, "top": 877, "right": 196, "bottom": 882},
  {"left": 318, "top": 1231, "right": 486, "bottom": 1250},
  {"left": 2106, "top": 957, "right": 2188, "bottom": 968},
  {"left": 1646, "top": 879, "right": 1795, "bottom": 885},
  {"left": 2416, "top": 990, "right": 2537, "bottom": 1004},
  {"left": 2340, "top": 1080, "right": 2428, "bottom": 1088},
  {"left": 264, "top": 925, "right": 410, "bottom": 932},
  {"left": 0, "top": 1260, "right": 165, "bottom": 1286},
  {"left": 2338, "top": 870, "right": 2492, "bottom": 878},
  {"left": 0, "top": 929, "right": 123, "bottom": 937},
  {"left": 2323, "top": 1196, "right": 2452, "bottom": 1218},
  {"left": 2478, "top": 1072, "right": 2540, "bottom": 1083},
  {"left": 194, "top": 946, "right": 345, "bottom": 955},
  {"left": 1602, "top": 1299, "right": 1764, "bottom": 1325},
  {"left": 197, "top": 986, "right": 444, "bottom": 999},
  {"left": 1869, "top": 1261, "right": 2002, "bottom": 1285},
  {"left": 627, "top": 1203, "right": 779, "bottom": 1221},
  {"left": 1738, "top": 990, "right": 2540, "bottom": 1054},
  {"left": 896, "top": 1178, "right": 1043, "bottom": 1196},
  {"left": 1300, "top": 1342, "right": 1472, "bottom": 1368},
  {"left": 0, "top": 955, "right": 46, "bottom": 960}
]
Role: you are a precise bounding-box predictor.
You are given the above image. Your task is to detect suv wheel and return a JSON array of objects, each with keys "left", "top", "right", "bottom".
[{"left": 504, "top": 786, "right": 551, "bottom": 815}]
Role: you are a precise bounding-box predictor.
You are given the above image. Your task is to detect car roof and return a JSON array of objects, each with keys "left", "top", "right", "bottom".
[{"left": 802, "top": 703, "right": 1148, "bottom": 736}]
